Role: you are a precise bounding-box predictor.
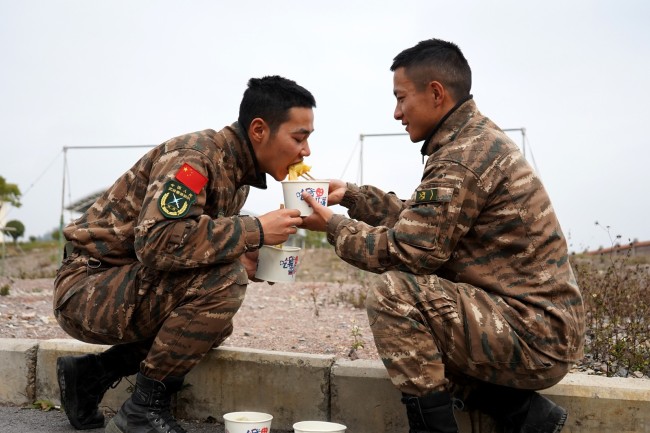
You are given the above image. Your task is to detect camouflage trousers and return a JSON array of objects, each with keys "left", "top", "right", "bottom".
[
  {"left": 53, "top": 252, "right": 247, "bottom": 381},
  {"left": 366, "top": 271, "right": 571, "bottom": 397}
]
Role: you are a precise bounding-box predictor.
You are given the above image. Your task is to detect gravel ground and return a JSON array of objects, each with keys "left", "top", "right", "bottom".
[
  {"left": 0, "top": 246, "right": 379, "bottom": 361},
  {"left": 0, "top": 246, "right": 648, "bottom": 378}
]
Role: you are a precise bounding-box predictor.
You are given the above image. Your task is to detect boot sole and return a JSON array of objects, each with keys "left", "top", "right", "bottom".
[
  {"left": 105, "top": 418, "right": 124, "bottom": 433},
  {"left": 551, "top": 411, "right": 567, "bottom": 433},
  {"left": 57, "top": 356, "right": 104, "bottom": 430}
]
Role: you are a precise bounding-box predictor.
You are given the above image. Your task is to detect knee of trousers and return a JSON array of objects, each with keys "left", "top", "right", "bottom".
[
  {"left": 365, "top": 270, "right": 402, "bottom": 315},
  {"left": 193, "top": 271, "right": 248, "bottom": 305}
]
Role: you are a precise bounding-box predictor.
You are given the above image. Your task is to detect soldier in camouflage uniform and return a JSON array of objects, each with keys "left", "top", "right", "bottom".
[
  {"left": 301, "top": 39, "right": 584, "bottom": 433},
  {"left": 53, "top": 76, "right": 316, "bottom": 433}
]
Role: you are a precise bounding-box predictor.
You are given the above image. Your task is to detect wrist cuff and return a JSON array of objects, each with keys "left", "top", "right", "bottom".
[
  {"left": 240, "top": 215, "right": 262, "bottom": 250},
  {"left": 255, "top": 217, "right": 264, "bottom": 248},
  {"left": 340, "top": 183, "right": 361, "bottom": 208}
]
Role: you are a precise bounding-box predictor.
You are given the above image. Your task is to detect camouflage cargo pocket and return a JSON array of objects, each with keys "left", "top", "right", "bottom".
[
  {"left": 412, "top": 274, "right": 462, "bottom": 358},
  {"left": 457, "top": 285, "right": 551, "bottom": 371}
]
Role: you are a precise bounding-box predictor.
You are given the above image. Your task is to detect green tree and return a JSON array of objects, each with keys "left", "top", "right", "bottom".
[
  {"left": 304, "top": 231, "right": 327, "bottom": 248},
  {"left": 0, "top": 176, "right": 22, "bottom": 208},
  {"left": 5, "top": 220, "right": 25, "bottom": 244}
]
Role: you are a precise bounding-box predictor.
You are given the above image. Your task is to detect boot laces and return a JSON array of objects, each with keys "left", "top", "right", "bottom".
[
  {"left": 98, "top": 377, "right": 122, "bottom": 396},
  {"left": 149, "top": 407, "right": 187, "bottom": 433}
]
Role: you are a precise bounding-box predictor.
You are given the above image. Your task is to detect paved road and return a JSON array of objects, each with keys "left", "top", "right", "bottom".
[{"left": 0, "top": 406, "right": 293, "bottom": 433}]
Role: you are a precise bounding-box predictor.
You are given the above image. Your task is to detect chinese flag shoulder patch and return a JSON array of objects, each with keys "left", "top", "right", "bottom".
[{"left": 175, "top": 163, "right": 208, "bottom": 194}]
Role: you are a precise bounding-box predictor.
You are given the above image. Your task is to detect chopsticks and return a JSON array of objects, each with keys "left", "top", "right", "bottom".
[{"left": 301, "top": 172, "right": 315, "bottom": 180}]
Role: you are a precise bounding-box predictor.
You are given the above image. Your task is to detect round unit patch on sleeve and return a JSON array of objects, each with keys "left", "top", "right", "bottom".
[{"left": 158, "top": 181, "right": 196, "bottom": 218}]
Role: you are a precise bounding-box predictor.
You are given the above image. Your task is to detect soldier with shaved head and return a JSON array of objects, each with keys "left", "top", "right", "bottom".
[{"left": 301, "top": 39, "right": 584, "bottom": 433}]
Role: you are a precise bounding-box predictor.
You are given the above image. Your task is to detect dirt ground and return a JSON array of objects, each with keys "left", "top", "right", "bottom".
[
  {"left": 2, "top": 244, "right": 647, "bottom": 379},
  {"left": 0, "top": 245, "right": 381, "bottom": 360}
]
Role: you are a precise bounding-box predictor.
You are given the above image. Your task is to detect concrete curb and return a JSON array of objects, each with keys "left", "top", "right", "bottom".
[
  {"left": 0, "top": 338, "right": 38, "bottom": 405},
  {"left": 179, "top": 346, "right": 335, "bottom": 427},
  {"left": 0, "top": 338, "right": 649, "bottom": 432}
]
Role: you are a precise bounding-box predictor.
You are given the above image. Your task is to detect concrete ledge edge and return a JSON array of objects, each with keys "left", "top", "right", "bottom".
[
  {"left": 2, "top": 338, "right": 649, "bottom": 400},
  {"left": 1, "top": 338, "right": 649, "bottom": 433}
]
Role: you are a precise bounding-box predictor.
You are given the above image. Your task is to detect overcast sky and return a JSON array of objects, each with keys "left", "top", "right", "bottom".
[{"left": 1, "top": 0, "right": 648, "bottom": 252}]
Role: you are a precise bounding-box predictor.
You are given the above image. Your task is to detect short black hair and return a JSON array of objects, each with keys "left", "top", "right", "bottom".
[
  {"left": 391, "top": 38, "right": 472, "bottom": 101},
  {"left": 238, "top": 75, "right": 316, "bottom": 135}
]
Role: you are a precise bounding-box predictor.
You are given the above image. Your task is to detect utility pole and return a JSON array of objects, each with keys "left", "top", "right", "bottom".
[
  {"left": 0, "top": 226, "right": 16, "bottom": 277},
  {"left": 503, "top": 128, "right": 527, "bottom": 158},
  {"left": 358, "top": 128, "right": 531, "bottom": 184},
  {"left": 59, "top": 144, "right": 156, "bottom": 259},
  {"left": 358, "top": 133, "right": 408, "bottom": 185}
]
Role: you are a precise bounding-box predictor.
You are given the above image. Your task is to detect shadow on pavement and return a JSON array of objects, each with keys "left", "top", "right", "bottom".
[{"left": 0, "top": 406, "right": 293, "bottom": 433}]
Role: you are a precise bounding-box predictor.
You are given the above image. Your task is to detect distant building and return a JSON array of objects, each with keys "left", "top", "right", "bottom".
[
  {"left": 65, "top": 190, "right": 105, "bottom": 214},
  {"left": 586, "top": 240, "right": 650, "bottom": 257}
]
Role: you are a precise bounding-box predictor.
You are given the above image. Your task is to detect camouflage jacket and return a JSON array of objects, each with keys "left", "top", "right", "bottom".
[
  {"left": 327, "top": 99, "right": 585, "bottom": 362},
  {"left": 63, "top": 123, "right": 264, "bottom": 272}
]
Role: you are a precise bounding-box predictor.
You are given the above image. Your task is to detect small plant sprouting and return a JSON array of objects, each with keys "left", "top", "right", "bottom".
[
  {"left": 310, "top": 286, "right": 319, "bottom": 317},
  {"left": 0, "top": 284, "right": 10, "bottom": 296},
  {"left": 348, "top": 319, "right": 365, "bottom": 360},
  {"left": 31, "top": 399, "right": 56, "bottom": 411}
]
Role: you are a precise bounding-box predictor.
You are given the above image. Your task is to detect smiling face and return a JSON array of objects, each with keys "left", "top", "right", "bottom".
[
  {"left": 252, "top": 107, "right": 314, "bottom": 181},
  {"left": 392, "top": 67, "right": 445, "bottom": 143}
]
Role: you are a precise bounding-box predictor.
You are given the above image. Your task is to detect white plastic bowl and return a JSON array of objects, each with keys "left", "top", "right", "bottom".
[
  {"left": 223, "top": 411, "right": 273, "bottom": 433},
  {"left": 293, "top": 420, "right": 347, "bottom": 432}
]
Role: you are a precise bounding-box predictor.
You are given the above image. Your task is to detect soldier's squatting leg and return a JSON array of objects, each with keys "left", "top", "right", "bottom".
[
  {"left": 366, "top": 271, "right": 462, "bottom": 432},
  {"left": 365, "top": 271, "right": 456, "bottom": 397},
  {"left": 105, "top": 269, "right": 246, "bottom": 433},
  {"left": 367, "top": 270, "right": 572, "bottom": 394},
  {"left": 139, "top": 269, "right": 247, "bottom": 380},
  {"left": 54, "top": 260, "right": 247, "bottom": 430},
  {"left": 366, "top": 270, "right": 570, "bottom": 433},
  {"left": 55, "top": 259, "right": 247, "bottom": 380},
  {"left": 54, "top": 261, "right": 155, "bottom": 430},
  {"left": 56, "top": 341, "right": 150, "bottom": 430}
]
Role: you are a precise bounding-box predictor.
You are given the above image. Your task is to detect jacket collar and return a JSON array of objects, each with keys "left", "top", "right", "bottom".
[{"left": 420, "top": 95, "right": 476, "bottom": 157}]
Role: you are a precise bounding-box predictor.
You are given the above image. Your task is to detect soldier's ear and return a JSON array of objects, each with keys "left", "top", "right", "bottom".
[
  {"left": 249, "top": 118, "right": 268, "bottom": 145},
  {"left": 429, "top": 81, "right": 445, "bottom": 106}
]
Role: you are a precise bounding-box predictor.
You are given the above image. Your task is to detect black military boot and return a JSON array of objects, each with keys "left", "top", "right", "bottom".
[
  {"left": 105, "top": 373, "right": 187, "bottom": 433},
  {"left": 57, "top": 346, "right": 144, "bottom": 429},
  {"left": 503, "top": 392, "right": 567, "bottom": 433},
  {"left": 57, "top": 354, "right": 120, "bottom": 429},
  {"left": 401, "top": 391, "right": 459, "bottom": 433},
  {"left": 466, "top": 383, "right": 567, "bottom": 433}
]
